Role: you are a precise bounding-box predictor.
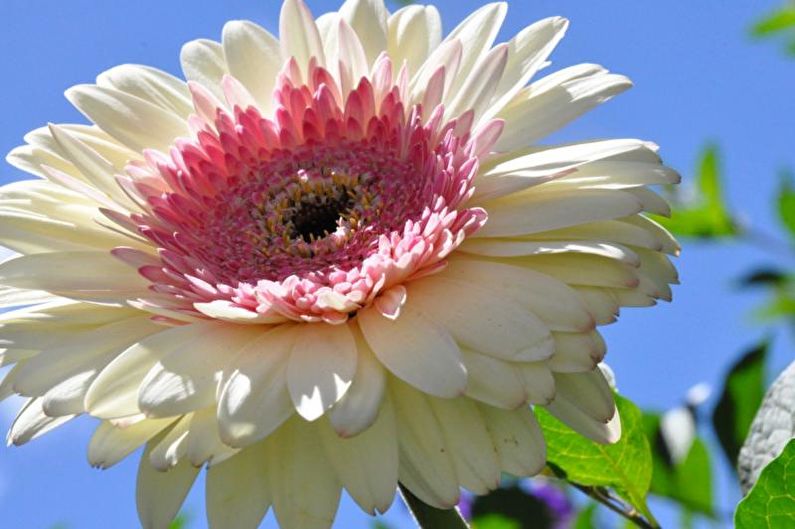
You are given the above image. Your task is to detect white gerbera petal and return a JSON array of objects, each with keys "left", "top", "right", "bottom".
[
  {"left": 320, "top": 401, "right": 398, "bottom": 515},
  {"left": 206, "top": 442, "right": 272, "bottom": 529},
  {"left": 478, "top": 403, "right": 546, "bottom": 476},
  {"left": 339, "top": 0, "right": 388, "bottom": 64},
  {"left": 286, "top": 321, "right": 357, "bottom": 421},
  {"left": 280, "top": 0, "right": 326, "bottom": 68},
  {"left": 137, "top": 325, "right": 258, "bottom": 418},
  {"left": 7, "top": 397, "right": 75, "bottom": 446},
  {"left": 222, "top": 21, "right": 283, "bottom": 114},
  {"left": 217, "top": 326, "right": 295, "bottom": 447},
  {"left": 268, "top": 418, "right": 342, "bottom": 529},
  {"left": 496, "top": 64, "right": 632, "bottom": 151},
  {"left": 481, "top": 16, "right": 568, "bottom": 123},
  {"left": 443, "top": 2, "right": 507, "bottom": 96},
  {"left": 65, "top": 84, "right": 190, "bottom": 153},
  {"left": 428, "top": 396, "right": 501, "bottom": 494},
  {"left": 408, "top": 276, "right": 554, "bottom": 361},
  {"left": 387, "top": 5, "right": 442, "bottom": 76},
  {"left": 180, "top": 39, "right": 229, "bottom": 101},
  {"left": 329, "top": 330, "right": 386, "bottom": 437},
  {"left": 88, "top": 417, "right": 177, "bottom": 469},
  {"left": 0, "top": 251, "right": 149, "bottom": 303},
  {"left": 137, "top": 439, "right": 200, "bottom": 529},
  {"left": 96, "top": 65, "right": 193, "bottom": 118},
  {"left": 390, "top": 379, "right": 460, "bottom": 509},
  {"left": 358, "top": 303, "right": 467, "bottom": 398},
  {"left": 460, "top": 348, "right": 527, "bottom": 409}
]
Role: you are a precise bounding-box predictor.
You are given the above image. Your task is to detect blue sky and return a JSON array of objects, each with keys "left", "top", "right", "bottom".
[{"left": 1, "top": 1, "right": 794, "bottom": 528}]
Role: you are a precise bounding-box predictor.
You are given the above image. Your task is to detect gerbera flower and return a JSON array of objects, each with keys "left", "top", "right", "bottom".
[{"left": 0, "top": 0, "right": 679, "bottom": 527}]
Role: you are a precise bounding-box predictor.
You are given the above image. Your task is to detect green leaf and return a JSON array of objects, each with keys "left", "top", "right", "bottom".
[
  {"left": 655, "top": 144, "right": 737, "bottom": 238},
  {"left": 777, "top": 171, "right": 795, "bottom": 239},
  {"left": 712, "top": 342, "right": 769, "bottom": 468},
  {"left": 642, "top": 413, "right": 714, "bottom": 516},
  {"left": 471, "top": 486, "right": 556, "bottom": 529},
  {"left": 537, "top": 395, "right": 656, "bottom": 524},
  {"left": 573, "top": 503, "right": 599, "bottom": 529},
  {"left": 735, "top": 438, "right": 795, "bottom": 528},
  {"left": 751, "top": 7, "right": 795, "bottom": 37}
]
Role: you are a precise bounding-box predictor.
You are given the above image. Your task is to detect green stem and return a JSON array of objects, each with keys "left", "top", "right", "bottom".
[
  {"left": 570, "top": 483, "right": 659, "bottom": 529},
  {"left": 399, "top": 483, "right": 471, "bottom": 529}
]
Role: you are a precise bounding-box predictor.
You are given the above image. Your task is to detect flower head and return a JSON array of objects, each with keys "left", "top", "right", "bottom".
[{"left": 0, "top": 1, "right": 679, "bottom": 527}]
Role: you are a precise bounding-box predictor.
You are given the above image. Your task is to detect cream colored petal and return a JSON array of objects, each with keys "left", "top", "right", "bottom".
[
  {"left": 137, "top": 438, "right": 200, "bottom": 529},
  {"left": 474, "top": 139, "right": 650, "bottom": 203},
  {"left": 268, "top": 417, "right": 342, "bottom": 529},
  {"left": 553, "top": 370, "right": 616, "bottom": 423},
  {"left": 287, "top": 322, "right": 356, "bottom": 421},
  {"left": 85, "top": 323, "right": 219, "bottom": 419},
  {"left": 13, "top": 315, "right": 157, "bottom": 397},
  {"left": 408, "top": 276, "right": 553, "bottom": 361},
  {"left": 428, "top": 396, "right": 501, "bottom": 494},
  {"left": 329, "top": 328, "right": 385, "bottom": 437},
  {"left": 508, "top": 253, "right": 639, "bottom": 289},
  {"left": 88, "top": 417, "right": 176, "bottom": 469},
  {"left": 137, "top": 325, "right": 260, "bottom": 418},
  {"left": 320, "top": 402, "right": 398, "bottom": 515},
  {"left": 222, "top": 20, "right": 282, "bottom": 114},
  {"left": 149, "top": 414, "right": 192, "bottom": 470},
  {"left": 546, "top": 331, "right": 606, "bottom": 373},
  {"left": 389, "top": 379, "right": 459, "bottom": 508},
  {"left": 496, "top": 64, "right": 632, "bottom": 151},
  {"left": 48, "top": 124, "right": 137, "bottom": 207},
  {"left": 217, "top": 325, "right": 296, "bottom": 447},
  {"left": 477, "top": 189, "right": 643, "bottom": 238},
  {"left": 442, "top": 258, "right": 594, "bottom": 332},
  {"left": 0, "top": 285, "right": 54, "bottom": 309},
  {"left": 206, "top": 442, "right": 272, "bottom": 529},
  {"left": 526, "top": 217, "right": 675, "bottom": 254},
  {"left": 340, "top": 0, "right": 388, "bottom": 65},
  {"left": 409, "top": 39, "right": 462, "bottom": 106},
  {"left": 388, "top": 5, "right": 441, "bottom": 77},
  {"left": 442, "top": 2, "right": 507, "bottom": 98},
  {"left": 516, "top": 362, "right": 556, "bottom": 405},
  {"left": 280, "top": 0, "right": 326, "bottom": 69},
  {"left": 184, "top": 407, "right": 229, "bottom": 466},
  {"left": 544, "top": 395, "right": 621, "bottom": 444},
  {"left": 460, "top": 348, "right": 526, "bottom": 409},
  {"left": 573, "top": 287, "right": 619, "bottom": 325},
  {"left": 624, "top": 187, "right": 671, "bottom": 217},
  {"left": 481, "top": 17, "right": 568, "bottom": 123},
  {"left": 42, "top": 371, "right": 97, "bottom": 416},
  {"left": 0, "top": 251, "right": 149, "bottom": 304},
  {"left": 541, "top": 161, "right": 680, "bottom": 192},
  {"left": 358, "top": 303, "right": 466, "bottom": 398},
  {"left": 460, "top": 240, "right": 639, "bottom": 268},
  {"left": 193, "top": 300, "right": 287, "bottom": 324},
  {"left": 6, "top": 397, "right": 75, "bottom": 446},
  {"left": 6, "top": 143, "right": 75, "bottom": 180},
  {"left": 65, "top": 84, "right": 190, "bottom": 153},
  {"left": 336, "top": 18, "right": 369, "bottom": 87},
  {"left": 180, "top": 39, "right": 229, "bottom": 102},
  {"left": 445, "top": 43, "right": 508, "bottom": 122},
  {"left": 478, "top": 403, "right": 546, "bottom": 476},
  {"left": 96, "top": 64, "right": 193, "bottom": 118}
]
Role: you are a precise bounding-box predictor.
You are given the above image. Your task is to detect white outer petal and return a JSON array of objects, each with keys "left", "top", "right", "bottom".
[{"left": 358, "top": 303, "right": 467, "bottom": 398}]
